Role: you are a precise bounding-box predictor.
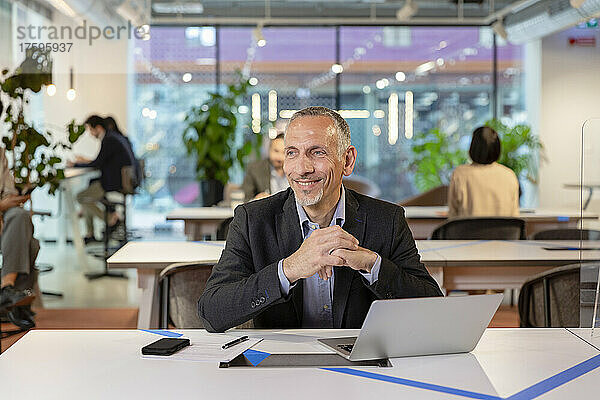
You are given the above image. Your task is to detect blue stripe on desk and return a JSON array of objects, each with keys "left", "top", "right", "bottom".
[
  {"left": 419, "top": 240, "right": 490, "bottom": 253},
  {"left": 322, "top": 368, "right": 501, "bottom": 400},
  {"left": 323, "top": 353, "right": 600, "bottom": 400},
  {"left": 505, "top": 353, "right": 600, "bottom": 400},
  {"left": 139, "top": 329, "right": 184, "bottom": 338}
]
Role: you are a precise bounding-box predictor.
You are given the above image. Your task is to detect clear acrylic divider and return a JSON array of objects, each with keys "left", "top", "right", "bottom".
[{"left": 580, "top": 119, "right": 600, "bottom": 334}]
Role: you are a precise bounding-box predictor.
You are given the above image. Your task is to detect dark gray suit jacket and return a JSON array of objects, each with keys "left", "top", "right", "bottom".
[
  {"left": 198, "top": 188, "right": 443, "bottom": 332},
  {"left": 241, "top": 159, "right": 271, "bottom": 202}
]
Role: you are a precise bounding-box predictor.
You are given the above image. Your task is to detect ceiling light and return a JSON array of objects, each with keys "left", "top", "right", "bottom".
[
  {"left": 249, "top": 77, "right": 258, "bottom": 86},
  {"left": 152, "top": 3, "right": 204, "bottom": 14},
  {"left": 396, "top": 0, "right": 418, "bottom": 21},
  {"left": 331, "top": 64, "right": 343, "bottom": 74},
  {"left": 46, "top": 84, "right": 56, "bottom": 96},
  {"left": 362, "top": 86, "right": 371, "bottom": 94},
  {"left": 182, "top": 73, "right": 192, "bottom": 82},
  {"left": 395, "top": 71, "right": 406, "bottom": 82},
  {"left": 66, "top": 89, "right": 76, "bottom": 101},
  {"left": 253, "top": 24, "right": 266, "bottom": 47},
  {"left": 46, "top": 0, "right": 76, "bottom": 17}
]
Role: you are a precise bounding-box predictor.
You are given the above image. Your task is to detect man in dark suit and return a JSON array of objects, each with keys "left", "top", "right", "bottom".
[
  {"left": 70, "top": 115, "right": 135, "bottom": 243},
  {"left": 241, "top": 133, "right": 288, "bottom": 202},
  {"left": 199, "top": 106, "right": 442, "bottom": 332}
]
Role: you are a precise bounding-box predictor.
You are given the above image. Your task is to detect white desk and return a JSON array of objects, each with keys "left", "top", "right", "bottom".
[
  {"left": 421, "top": 240, "right": 600, "bottom": 291},
  {"left": 166, "top": 207, "right": 234, "bottom": 240},
  {"left": 1, "top": 328, "right": 598, "bottom": 399},
  {"left": 404, "top": 207, "right": 598, "bottom": 239},
  {"left": 107, "top": 241, "right": 225, "bottom": 329}
]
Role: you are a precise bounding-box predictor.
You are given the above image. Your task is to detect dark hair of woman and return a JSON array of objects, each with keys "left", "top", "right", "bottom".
[
  {"left": 85, "top": 115, "right": 105, "bottom": 129},
  {"left": 103, "top": 116, "right": 124, "bottom": 136},
  {"left": 469, "top": 126, "right": 501, "bottom": 165}
]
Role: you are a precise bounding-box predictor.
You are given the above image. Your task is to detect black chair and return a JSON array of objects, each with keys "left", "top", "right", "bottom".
[
  {"left": 531, "top": 229, "right": 600, "bottom": 240},
  {"left": 430, "top": 217, "right": 526, "bottom": 240},
  {"left": 216, "top": 217, "right": 233, "bottom": 241},
  {"left": 518, "top": 263, "right": 582, "bottom": 327},
  {"left": 86, "top": 165, "right": 139, "bottom": 280}
]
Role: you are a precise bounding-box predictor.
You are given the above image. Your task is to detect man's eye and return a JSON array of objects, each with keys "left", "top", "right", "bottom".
[{"left": 314, "top": 150, "right": 325, "bottom": 156}]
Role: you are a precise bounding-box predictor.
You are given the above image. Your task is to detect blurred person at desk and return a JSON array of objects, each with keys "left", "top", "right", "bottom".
[
  {"left": 242, "top": 133, "right": 289, "bottom": 202},
  {"left": 0, "top": 147, "right": 39, "bottom": 329},
  {"left": 199, "top": 106, "right": 442, "bottom": 332},
  {"left": 68, "top": 115, "right": 135, "bottom": 244},
  {"left": 448, "top": 126, "right": 519, "bottom": 218}
]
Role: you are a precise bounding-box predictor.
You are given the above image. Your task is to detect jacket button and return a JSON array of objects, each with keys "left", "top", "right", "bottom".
[
  {"left": 260, "top": 296, "right": 265, "bottom": 303},
  {"left": 251, "top": 301, "right": 255, "bottom": 308}
]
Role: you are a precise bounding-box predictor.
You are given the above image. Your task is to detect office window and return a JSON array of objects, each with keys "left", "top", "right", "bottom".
[
  {"left": 339, "top": 26, "right": 496, "bottom": 202},
  {"left": 130, "top": 26, "right": 216, "bottom": 210},
  {"left": 130, "top": 25, "right": 528, "bottom": 217}
]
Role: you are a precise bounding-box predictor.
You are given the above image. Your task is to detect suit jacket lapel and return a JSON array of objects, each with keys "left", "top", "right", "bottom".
[
  {"left": 333, "top": 188, "right": 366, "bottom": 328},
  {"left": 275, "top": 188, "right": 304, "bottom": 325}
]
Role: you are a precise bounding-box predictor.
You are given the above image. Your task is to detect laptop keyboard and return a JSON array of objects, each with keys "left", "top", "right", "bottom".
[{"left": 337, "top": 344, "right": 354, "bottom": 353}]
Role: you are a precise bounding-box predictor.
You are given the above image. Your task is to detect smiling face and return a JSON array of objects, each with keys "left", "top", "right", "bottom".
[{"left": 283, "top": 115, "right": 356, "bottom": 209}]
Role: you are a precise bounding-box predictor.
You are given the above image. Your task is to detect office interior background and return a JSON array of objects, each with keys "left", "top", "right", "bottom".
[{"left": 1, "top": 0, "right": 600, "bottom": 337}]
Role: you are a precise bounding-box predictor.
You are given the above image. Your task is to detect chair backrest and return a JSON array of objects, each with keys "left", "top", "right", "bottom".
[
  {"left": 400, "top": 185, "right": 449, "bottom": 207},
  {"left": 159, "top": 263, "right": 214, "bottom": 328},
  {"left": 430, "top": 217, "right": 526, "bottom": 240},
  {"left": 531, "top": 229, "right": 600, "bottom": 240},
  {"left": 120, "top": 166, "right": 138, "bottom": 195},
  {"left": 518, "top": 263, "right": 581, "bottom": 327},
  {"left": 217, "top": 217, "right": 234, "bottom": 241}
]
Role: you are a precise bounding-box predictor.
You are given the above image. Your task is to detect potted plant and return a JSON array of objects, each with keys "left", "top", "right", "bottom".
[
  {"left": 0, "top": 48, "right": 85, "bottom": 197},
  {"left": 409, "top": 128, "right": 467, "bottom": 192},
  {"left": 485, "top": 119, "right": 545, "bottom": 186},
  {"left": 409, "top": 120, "right": 544, "bottom": 196},
  {"left": 182, "top": 74, "right": 262, "bottom": 206}
]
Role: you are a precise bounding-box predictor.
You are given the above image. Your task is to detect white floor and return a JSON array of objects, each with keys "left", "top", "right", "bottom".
[{"left": 35, "top": 228, "right": 186, "bottom": 309}]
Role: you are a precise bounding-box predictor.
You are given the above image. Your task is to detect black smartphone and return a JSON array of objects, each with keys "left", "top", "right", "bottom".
[
  {"left": 141, "top": 338, "right": 190, "bottom": 356},
  {"left": 20, "top": 187, "right": 35, "bottom": 196}
]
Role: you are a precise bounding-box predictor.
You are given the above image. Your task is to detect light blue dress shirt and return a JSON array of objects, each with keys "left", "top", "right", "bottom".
[{"left": 277, "top": 186, "right": 381, "bottom": 328}]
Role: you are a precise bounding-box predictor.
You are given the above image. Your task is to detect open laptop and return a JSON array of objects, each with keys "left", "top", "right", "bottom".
[{"left": 318, "top": 293, "right": 503, "bottom": 361}]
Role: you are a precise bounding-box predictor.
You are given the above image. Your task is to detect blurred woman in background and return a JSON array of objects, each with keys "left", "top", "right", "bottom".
[{"left": 448, "top": 126, "right": 519, "bottom": 218}]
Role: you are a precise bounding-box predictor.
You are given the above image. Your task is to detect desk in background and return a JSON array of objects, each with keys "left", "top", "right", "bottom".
[
  {"left": 1, "top": 328, "right": 598, "bottom": 399},
  {"left": 166, "top": 207, "right": 233, "bottom": 240},
  {"left": 167, "top": 206, "right": 597, "bottom": 241},
  {"left": 108, "top": 240, "right": 599, "bottom": 329}
]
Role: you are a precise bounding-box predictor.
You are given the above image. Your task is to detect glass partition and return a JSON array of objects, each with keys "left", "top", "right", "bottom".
[{"left": 580, "top": 118, "right": 600, "bottom": 333}]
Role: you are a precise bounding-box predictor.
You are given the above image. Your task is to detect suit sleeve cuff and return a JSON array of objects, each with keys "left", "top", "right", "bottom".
[
  {"left": 359, "top": 253, "right": 381, "bottom": 285},
  {"left": 277, "top": 259, "right": 296, "bottom": 296}
]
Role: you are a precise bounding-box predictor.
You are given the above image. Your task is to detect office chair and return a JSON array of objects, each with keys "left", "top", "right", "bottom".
[
  {"left": 430, "top": 217, "right": 526, "bottom": 240},
  {"left": 86, "top": 165, "right": 139, "bottom": 280},
  {"left": 216, "top": 217, "right": 233, "bottom": 241},
  {"left": 530, "top": 229, "right": 600, "bottom": 240},
  {"left": 518, "top": 263, "right": 583, "bottom": 327},
  {"left": 158, "top": 262, "right": 214, "bottom": 329}
]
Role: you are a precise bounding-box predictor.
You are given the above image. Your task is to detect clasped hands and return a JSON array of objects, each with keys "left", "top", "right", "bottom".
[{"left": 282, "top": 225, "right": 377, "bottom": 284}]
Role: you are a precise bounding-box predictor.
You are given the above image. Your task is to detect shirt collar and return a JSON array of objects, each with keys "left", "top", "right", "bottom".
[{"left": 295, "top": 185, "right": 346, "bottom": 234}]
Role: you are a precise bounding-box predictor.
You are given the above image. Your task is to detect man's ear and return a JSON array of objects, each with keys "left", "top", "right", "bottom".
[{"left": 343, "top": 146, "right": 357, "bottom": 176}]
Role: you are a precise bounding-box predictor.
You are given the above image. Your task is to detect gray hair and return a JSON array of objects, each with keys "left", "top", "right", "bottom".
[{"left": 286, "top": 106, "right": 351, "bottom": 160}]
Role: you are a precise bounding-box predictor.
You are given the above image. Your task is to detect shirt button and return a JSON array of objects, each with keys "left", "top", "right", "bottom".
[{"left": 323, "top": 305, "right": 329, "bottom": 309}]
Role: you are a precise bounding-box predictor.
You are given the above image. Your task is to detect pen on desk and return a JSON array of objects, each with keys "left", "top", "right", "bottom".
[{"left": 222, "top": 335, "right": 249, "bottom": 349}]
